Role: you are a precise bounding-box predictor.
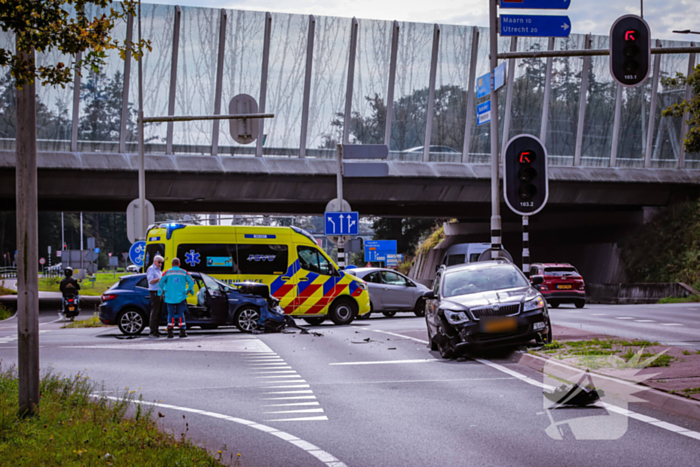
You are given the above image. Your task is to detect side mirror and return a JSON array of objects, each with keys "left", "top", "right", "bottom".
[
  {"left": 422, "top": 290, "right": 436, "bottom": 300},
  {"left": 530, "top": 275, "right": 544, "bottom": 285}
]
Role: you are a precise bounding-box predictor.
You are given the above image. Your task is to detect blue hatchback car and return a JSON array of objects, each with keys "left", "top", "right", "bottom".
[{"left": 98, "top": 272, "right": 274, "bottom": 335}]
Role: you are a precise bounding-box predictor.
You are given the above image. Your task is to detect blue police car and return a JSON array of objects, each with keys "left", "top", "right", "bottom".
[{"left": 98, "top": 272, "right": 275, "bottom": 335}]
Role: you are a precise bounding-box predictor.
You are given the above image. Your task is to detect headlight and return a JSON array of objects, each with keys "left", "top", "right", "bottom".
[
  {"left": 523, "top": 296, "right": 545, "bottom": 312},
  {"left": 444, "top": 309, "right": 470, "bottom": 324},
  {"left": 357, "top": 281, "right": 368, "bottom": 291}
]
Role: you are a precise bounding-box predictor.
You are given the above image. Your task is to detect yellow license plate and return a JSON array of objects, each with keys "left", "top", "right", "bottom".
[
  {"left": 481, "top": 317, "right": 517, "bottom": 333},
  {"left": 68, "top": 306, "right": 75, "bottom": 311},
  {"left": 557, "top": 285, "right": 572, "bottom": 289}
]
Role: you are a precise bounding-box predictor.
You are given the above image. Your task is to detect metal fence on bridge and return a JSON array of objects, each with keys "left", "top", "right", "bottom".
[{"left": 0, "top": 4, "right": 697, "bottom": 169}]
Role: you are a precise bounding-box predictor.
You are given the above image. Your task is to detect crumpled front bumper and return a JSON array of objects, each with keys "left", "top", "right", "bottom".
[{"left": 444, "top": 309, "right": 548, "bottom": 351}]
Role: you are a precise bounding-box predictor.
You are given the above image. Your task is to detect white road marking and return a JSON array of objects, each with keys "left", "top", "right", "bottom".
[
  {"left": 635, "top": 320, "right": 656, "bottom": 323},
  {"left": 264, "top": 384, "right": 311, "bottom": 389},
  {"left": 615, "top": 317, "right": 635, "bottom": 320},
  {"left": 264, "top": 402, "right": 320, "bottom": 407},
  {"left": 265, "top": 408, "right": 325, "bottom": 414},
  {"left": 266, "top": 416, "right": 329, "bottom": 422},
  {"left": 252, "top": 370, "right": 297, "bottom": 374},
  {"left": 372, "top": 329, "right": 429, "bottom": 344},
  {"left": 383, "top": 330, "right": 700, "bottom": 443},
  {"left": 65, "top": 338, "right": 274, "bottom": 353},
  {"left": 660, "top": 323, "right": 683, "bottom": 326},
  {"left": 247, "top": 363, "right": 291, "bottom": 366},
  {"left": 264, "top": 390, "right": 314, "bottom": 395},
  {"left": 93, "top": 395, "right": 343, "bottom": 466},
  {"left": 330, "top": 359, "right": 437, "bottom": 366},
  {"left": 263, "top": 396, "right": 317, "bottom": 400},
  {"left": 591, "top": 313, "right": 607, "bottom": 316},
  {"left": 254, "top": 375, "right": 304, "bottom": 379}
]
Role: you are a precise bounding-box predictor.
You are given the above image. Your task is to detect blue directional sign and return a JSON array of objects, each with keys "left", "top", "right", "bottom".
[
  {"left": 325, "top": 211, "right": 359, "bottom": 236},
  {"left": 499, "top": 0, "right": 571, "bottom": 9},
  {"left": 477, "top": 100, "right": 491, "bottom": 126},
  {"left": 129, "top": 241, "right": 146, "bottom": 267},
  {"left": 494, "top": 62, "right": 506, "bottom": 91},
  {"left": 476, "top": 72, "right": 490, "bottom": 98},
  {"left": 364, "top": 240, "right": 397, "bottom": 262},
  {"left": 500, "top": 15, "right": 571, "bottom": 37}
]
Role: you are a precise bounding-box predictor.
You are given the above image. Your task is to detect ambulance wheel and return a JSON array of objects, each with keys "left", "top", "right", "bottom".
[
  {"left": 303, "top": 317, "right": 326, "bottom": 326},
  {"left": 234, "top": 306, "right": 260, "bottom": 333},
  {"left": 329, "top": 298, "right": 357, "bottom": 325}
]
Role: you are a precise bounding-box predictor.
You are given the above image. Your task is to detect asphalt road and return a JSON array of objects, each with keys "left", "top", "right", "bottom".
[
  {"left": 549, "top": 302, "right": 700, "bottom": 349},
  {"left": 0, "top": 310, "right": 699, "bottom": 466}
]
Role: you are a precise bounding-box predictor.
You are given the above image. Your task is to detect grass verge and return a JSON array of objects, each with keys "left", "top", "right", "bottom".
[
  {"left": 0, "top": 365, "right": 232, "bottom": 466},
  {"left": 39, "top": 273, "right": 122, "bottom": 296},
  {"left": 62, "top": 313, "right": 109, "bottom": 329},
  {"left": 0, "top": 304, "right": 13, "bottom": 321},
  {"left": 658, "top": 295, "right": 700, "bottom": 304}
]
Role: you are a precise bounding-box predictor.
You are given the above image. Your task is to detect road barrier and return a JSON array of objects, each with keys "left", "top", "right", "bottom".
[{"left": 587, "top": 282, "right": 700, "bottom": 304}]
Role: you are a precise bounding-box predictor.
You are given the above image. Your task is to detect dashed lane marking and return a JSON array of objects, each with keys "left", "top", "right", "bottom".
[
  {"left": 94, "top": 396, "right": 342, "bottom": 466},
  {"left": 660, "top": 323, "right": 684, "bottom": 326},
  {"left": 378, "top": 331, "right": 700, "bottom": 444},
  {"left": 615, "top": 317, "right": 635, "bottom": 320},
  {"left": 636, "top": 320, "right": 656, "bottom": 323}
]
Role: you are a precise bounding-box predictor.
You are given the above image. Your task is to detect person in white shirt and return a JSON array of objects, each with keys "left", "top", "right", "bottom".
[{"left": 147, "top": 255, "right": 164, "bottom": 338}]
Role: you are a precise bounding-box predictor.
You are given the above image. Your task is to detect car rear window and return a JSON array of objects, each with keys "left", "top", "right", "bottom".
[{"left": 544, "top": 267, "right": 578, "bottom": 277}]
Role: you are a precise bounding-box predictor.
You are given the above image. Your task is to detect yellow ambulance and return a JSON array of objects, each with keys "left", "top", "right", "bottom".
[{"left": 144, "top": 223, "right": 370, "bottom": 325}]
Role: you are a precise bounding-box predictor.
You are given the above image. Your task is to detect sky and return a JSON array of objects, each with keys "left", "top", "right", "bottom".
[{"left": 143, "top": 0, "right": 700, "bottom": 41}]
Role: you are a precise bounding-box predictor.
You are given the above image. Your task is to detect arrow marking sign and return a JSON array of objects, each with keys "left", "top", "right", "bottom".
[
  {"left": 325, "top": 212, "right": 359, "bottom": 236},
  {"left": 500, "top": 14, "right": 572, "bottom": 38}
]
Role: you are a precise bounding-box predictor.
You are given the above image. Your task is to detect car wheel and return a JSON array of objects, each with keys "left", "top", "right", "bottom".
[
  {"left": 234, "top": 306, "right": 260, "bottom": 333},
  {"left": 427, "top": 317, "right": 438, "bottom": 351},
  {"left": 414, "top": 299, "right": 426, "bottom": 317},
  {"left": 575, "top": 299, "right": 585, "bottom": 309},
  {"left": 329, "top": 298, "right": 357, "bottom": 325},
  {"left": 117, "top": 309, "right": 146, "bottom": 335},
  {"left": 548, "top": 301, "right": 559, "bottom": 309},
  {"left": 536, "top": 317, "right": 553, "bottom": 346},
  {"left": 302, "top": 317, "right": 326, "bottom": 325},
  {"left": 382, "top": 310, "right": 397, "bottom": 318}
]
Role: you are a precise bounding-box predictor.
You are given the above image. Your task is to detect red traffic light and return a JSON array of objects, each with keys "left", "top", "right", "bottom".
[
  {"left": 625, "top": 29, "right": 637, "bottom": 41},
  {"left": 519, "top": 150, "right": 536, "bottom": 164}
]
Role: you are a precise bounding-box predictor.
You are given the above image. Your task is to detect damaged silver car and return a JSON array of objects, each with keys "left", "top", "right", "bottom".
[{"left": 424, "top": 259, "right": 552, "bottom": 359}]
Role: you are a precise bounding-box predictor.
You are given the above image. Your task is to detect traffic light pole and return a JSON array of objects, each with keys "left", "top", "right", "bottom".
[
  {"left": 489, "top": 0, "right": 502, "bottom": 260},
  {"left": 336, "top": 144, "right": 345, "bottom": 270},
  {"left": 522, "top": 216, "right": 530, "bottom": 276}
]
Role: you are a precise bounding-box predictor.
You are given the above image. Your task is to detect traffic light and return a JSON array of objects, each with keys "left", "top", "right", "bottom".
[
  {"left": 503, "top": 134, "right": 548, "bottom": 216},
  {"left": 610, "top": 15, "right": 651, "bottom": 87}
]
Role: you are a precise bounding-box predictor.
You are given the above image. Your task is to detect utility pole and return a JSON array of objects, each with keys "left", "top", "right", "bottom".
[
  {"left": 80, "top": 212, "right": 84, "bottom": 270},
  {"left": 15, "top": 45, "right": 39, "bottom": 416},
  {"left": 489, "top": 0, "right": 502, "bottom": 259},
  {"left": 137, "top": 1, "right": 147, "bottom": 241},
  {"left": 336, "top": 144, "right": 345, "bottom": 270},
  {"left": 61, "top": 212, "right": 64, "bottom": 250}
]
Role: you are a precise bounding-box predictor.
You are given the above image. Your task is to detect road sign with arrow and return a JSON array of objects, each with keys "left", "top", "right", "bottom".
[
  {"left": 500, "top": 14, "right": 571, "bottom": 37},
  {"left": 324, "top": 211, "right": 359, "bottom": 236}
]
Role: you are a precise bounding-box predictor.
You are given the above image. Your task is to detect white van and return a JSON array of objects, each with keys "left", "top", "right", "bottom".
[{"left": 441, "top": 243, "right": 491, "bottom": 267}]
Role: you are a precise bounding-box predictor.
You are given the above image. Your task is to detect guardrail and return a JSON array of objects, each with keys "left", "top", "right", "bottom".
[{"left": 0, "top": 267, "right": 17, "bottom": 279}]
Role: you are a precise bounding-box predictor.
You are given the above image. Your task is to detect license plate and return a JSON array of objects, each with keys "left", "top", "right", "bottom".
[
  {"left": 68, "top": 306, "right": 75, "bottom": 311},
  {"left": 557, "top": 284, "right": 572, "bottom": 289},
  {"left": 481, "top": 317, "right": 517, "bottom": 333}
]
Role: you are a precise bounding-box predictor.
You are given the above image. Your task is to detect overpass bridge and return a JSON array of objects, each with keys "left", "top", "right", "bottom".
[{"left": 1, "top": 150, "right": 698, "bottom": 217}]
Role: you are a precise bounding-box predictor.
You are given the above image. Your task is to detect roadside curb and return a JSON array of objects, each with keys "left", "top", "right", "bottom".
[{"left": 512, "top": 351, "right": 700, "bottom": 422}]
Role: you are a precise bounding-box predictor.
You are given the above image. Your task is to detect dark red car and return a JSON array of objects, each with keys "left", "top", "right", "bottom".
[{"left": 528, "top": 263, "right": 585, "bottom": 308}]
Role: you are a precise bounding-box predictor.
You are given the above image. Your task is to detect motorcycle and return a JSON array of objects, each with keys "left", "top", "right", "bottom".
[{"left": 61, "top": 295, "right": 81, "bottom": 321}]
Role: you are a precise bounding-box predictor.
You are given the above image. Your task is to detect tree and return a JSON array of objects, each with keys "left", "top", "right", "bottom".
[
  {"left": 1, "top": 0, "right": 148, "bottom": 416},
  {"left": 662, "top": 65, "right": 700, "bottom": 155}
]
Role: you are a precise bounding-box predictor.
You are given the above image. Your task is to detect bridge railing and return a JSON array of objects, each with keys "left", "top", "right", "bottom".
[{"left": 0, "top": 4, "right": 697, "bottom": 169}]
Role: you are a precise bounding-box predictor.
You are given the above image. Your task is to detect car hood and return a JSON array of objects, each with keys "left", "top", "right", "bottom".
[{"left": 443, "top": 286, "right": 535, "bottom": 309}]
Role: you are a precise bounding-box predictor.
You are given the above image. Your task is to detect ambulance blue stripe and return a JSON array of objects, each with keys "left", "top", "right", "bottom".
[
  {"left": 297, "top": 272, "right": 319, "bottom": 294},
  {"left": 322, "top": 276, "right": 340, "bottom": 296},
  {"left": 270, "top": 260, "right": 299, "bottom": 295},
  {"left": 348, "top": 281, "right": 358, "bottom": 295}
]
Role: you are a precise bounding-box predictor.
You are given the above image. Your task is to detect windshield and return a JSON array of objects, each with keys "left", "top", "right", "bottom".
[
  {"left": 544, "top": 267, "right": 578, "bottom": 276},
  {"left": 442, "top": 264, "right": 529, "bottom": 297}
]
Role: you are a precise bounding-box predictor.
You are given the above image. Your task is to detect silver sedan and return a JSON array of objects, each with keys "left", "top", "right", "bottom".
[{"left": 345, "top": 268, "right": 430, "bottom": 318}]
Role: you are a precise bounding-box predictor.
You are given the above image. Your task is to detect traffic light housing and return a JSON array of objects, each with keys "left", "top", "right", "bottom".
[
  {"left": 503, "top": 134, "right": 548, "bottom": 216},
  {"left": 610, "top": 15, "right": 651, "bottom": 87}
]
